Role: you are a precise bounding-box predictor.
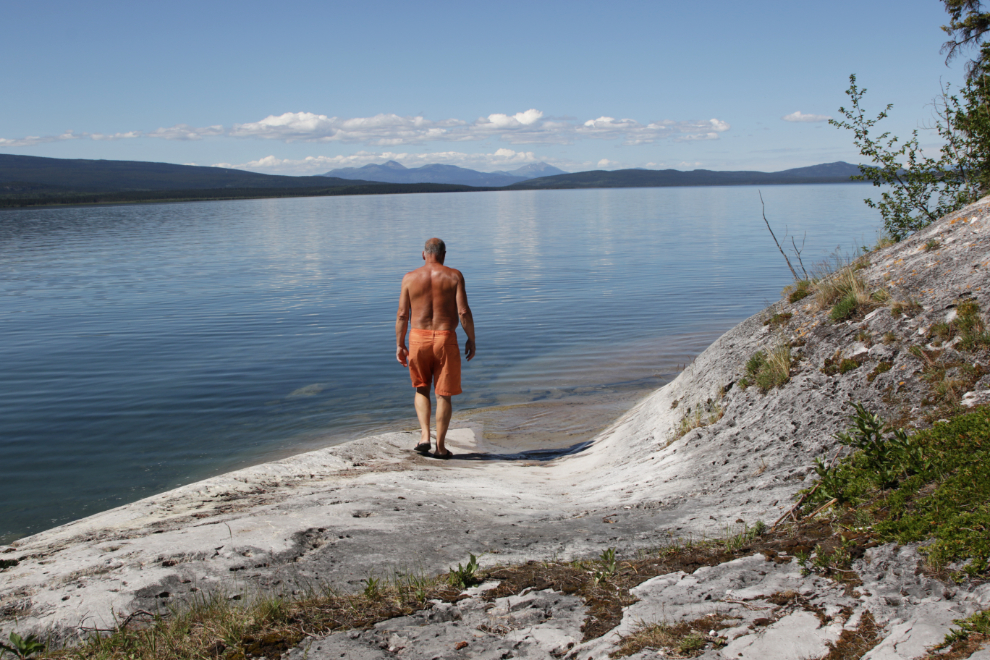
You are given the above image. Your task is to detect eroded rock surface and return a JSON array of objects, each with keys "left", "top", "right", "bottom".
[{"left": 4, "top": 198, "right": 990, "bottom": 658}]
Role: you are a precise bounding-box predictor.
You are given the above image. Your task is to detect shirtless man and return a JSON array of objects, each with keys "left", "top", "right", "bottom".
[{"left": 396, "top": 238, "right": 476, "bottom": 458}]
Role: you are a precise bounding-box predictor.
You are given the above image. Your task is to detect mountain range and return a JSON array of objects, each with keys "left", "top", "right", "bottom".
[
  {"left": 321, "top": 161, "right": 567, "bottom": 187},
  {"left": 0, "top": 154, "right": 865, "bottom": 208},
  {"left": 505, "top": 161, "right": 864, "bottom": 190}
]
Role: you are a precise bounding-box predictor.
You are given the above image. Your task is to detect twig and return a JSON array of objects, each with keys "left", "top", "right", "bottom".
[
  {"left": 760, "top": 191, "right": 800, "bottom": 281},
  {"left": 790, "top": 231, "right": 809, "bottom": 279},
  {"left": 807, "top": 498, "right": 839, "bottom": 519},
  {"left": 722, "top": 598, "right": 773, "bottom": 610},
  {"left": 772, "top": 482, "right": 820, "bottom": 529}
]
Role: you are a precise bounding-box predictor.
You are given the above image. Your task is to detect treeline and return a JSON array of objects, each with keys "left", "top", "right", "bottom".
[{"left": 0, "top": 183, "right": 490, "bottom": 209}]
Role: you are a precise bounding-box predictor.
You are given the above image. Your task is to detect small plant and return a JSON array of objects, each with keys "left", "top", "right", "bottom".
[
  {"left": 788, "top": 280, "right": 812, "bottom": 303},
  {"left": 867, "top": 361, "right": 893, "bottom": 382},
  {"left": 882, "top": 331, "right": 898, "bottom": 344},
  {"left": 830, "top": 292, "right": 859, "bottom": 322},
  {"left": 448, "top": 553, "right": 479, "bottom": 588},
  {"left": 0, "top": 632, "right": 45, "bottom": 659},
  {"left": 678, "top": 633, "right": 706, "bottom": 653},
  {"left": 593, "top": 547, "right": 618, "bottom": 584},
  {"left": 940, "top": 608, "right": 990, "bottom": 648},
  {"left": 822, "top": 352, "right": 864, "bottom": 376},
  {"left": 855, "top": 329, "right": 871, "bottom": 342},
  {"left": 957, "top": 300, "right": 990, "bottom": 350},
  {"left": 745, "top": 345, "right": 792, "bottom": 393},
  {"left": 924, "top": 238, "right": 941, "bottom": 251},
  {"left": 764, "top": 311, "right": 793, "bottom": 329},
  {"left": 362, "top": 576, "right": 381, "bottom": 598},
  {"left": 891, "top": 299, "right": 922, "bottom": 318}
]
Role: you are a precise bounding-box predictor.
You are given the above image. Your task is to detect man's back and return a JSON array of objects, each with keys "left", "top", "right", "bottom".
[{"left": 402, "top": 263, "right": 463, "bottom": 331}]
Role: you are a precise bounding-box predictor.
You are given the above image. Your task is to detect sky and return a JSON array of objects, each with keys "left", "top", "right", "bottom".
[{"left": 0, "top": 0, "right": 973, "bottom": 175}]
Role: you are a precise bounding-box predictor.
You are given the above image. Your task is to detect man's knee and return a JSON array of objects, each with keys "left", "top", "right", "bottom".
[
  {"left": 437, "top": 394, "right": 451, "bottom": 404},
  {"left": 415, "top": 386, "right": 431, "bottom": 397}
]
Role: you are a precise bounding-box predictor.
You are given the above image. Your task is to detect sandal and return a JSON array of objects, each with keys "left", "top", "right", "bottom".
[
  {"left": 433, "top": 449, "right": 453, "bottom": 460},
  {"left": 413, "top": 442, "right": 431, "bottom": 454}
]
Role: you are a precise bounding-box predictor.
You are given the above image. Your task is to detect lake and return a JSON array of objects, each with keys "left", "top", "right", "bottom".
[{"left": 0, "top": 184, "right": 880, "bottom": 543}]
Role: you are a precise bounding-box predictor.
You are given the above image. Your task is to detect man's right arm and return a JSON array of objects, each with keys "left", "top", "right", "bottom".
[
  {"left": 396, "top": 277, "right": 410, "bottom": 367},
  {"left": 456, "top": 273, "right": 476, "bottom": 361}
]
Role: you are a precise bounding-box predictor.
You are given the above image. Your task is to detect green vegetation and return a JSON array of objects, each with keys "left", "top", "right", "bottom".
[
  {"left": 830, "top": 293, "right": 859, "bottom": 322},
  {"left": 0, "top": 632, "right": 45, "bottom": 659},
  {"left": 764, "top": 311, "right": 793, "bottom": 328},
  {"left": 830, "top": 2, "right": 990, "bottom": 240},
  {"left": 807, "top": 404, "right": 990, "bottom": 576},
  {"left": 505, "top": 163, "right": 861, "bottom": 191},
  {"left": 788, "top": 280, "right": 812, "bottom": 302},
  {"left": 0, "top": 183, "right": 485, "bottom": 209},
  {"left": 673, "top": 400, "right": 724, "bottom": 439},
  {"left": 447, "top": 553, "right": 480, "bottom": 588},
  {"left": 743, "top": 345, "right": 792, "bottom": 393}
]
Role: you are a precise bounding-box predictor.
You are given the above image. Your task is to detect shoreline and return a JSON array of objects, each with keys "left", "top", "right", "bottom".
[
  {"left": 2, "top": 328, "right": 722, "bottom": 546},
  {"left": 0, "top": 307, "right": 812, "bottom": 639}
]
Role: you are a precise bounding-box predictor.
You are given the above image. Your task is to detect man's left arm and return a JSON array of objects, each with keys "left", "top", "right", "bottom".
[{"left": 456, "top": 272, "right": 476, "bottom": 361}]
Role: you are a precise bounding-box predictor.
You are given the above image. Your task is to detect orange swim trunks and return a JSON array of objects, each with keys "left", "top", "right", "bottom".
[{"left": 408, "top": 328, "right": 462, "bottom": 396}]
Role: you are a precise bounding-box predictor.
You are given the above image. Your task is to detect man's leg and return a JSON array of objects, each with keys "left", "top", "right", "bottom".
[
  {"left": 435, "top": 394, "right": 452, "bottom": 455},
  {"left": 414, "top": 386, "right": 432, "bottom": 448}
]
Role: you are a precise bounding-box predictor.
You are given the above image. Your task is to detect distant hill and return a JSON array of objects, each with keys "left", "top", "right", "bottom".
[
  {"left": 322, "top": 160, "right": 566, "bottom": 187},
  {"left": 506, "top": 161, "right": 864, "bottom": 190},
  {"left": 0, "top": 154, "right": 485, "bottom": 208},
  {"left": 0, "top": 154, "right": 367, "bottom": 191}
]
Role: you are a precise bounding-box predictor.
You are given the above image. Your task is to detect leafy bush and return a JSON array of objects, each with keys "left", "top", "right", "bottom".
[
  {"left": 807, "top": 404, "right": 990, "bottom": 575},
  {"left": 830, "top": 74, "right": 986, "bottom": 240}
]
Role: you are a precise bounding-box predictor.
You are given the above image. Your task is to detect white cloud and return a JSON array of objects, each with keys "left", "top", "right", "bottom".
[
  {"left": 1, "top": 109, "right": 731, "bottom": 151},
  {"left": 782, "top": 111, "right": 831, "bottom": 123},
  {"left": 0, "top": 130, "right": 80, "bottom": 147},
  {"left": 597, "top": 158, "right": 617, "bottom": 169},
  {"left": 146, "top": 124, "right": 225, "bottom": 140},
  {"left": 228, "top": 112, "right": 467, "bottom": 145}
]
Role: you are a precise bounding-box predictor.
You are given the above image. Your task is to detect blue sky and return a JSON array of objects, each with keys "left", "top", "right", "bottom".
[{"left": 0, "top": 0, "right": 970, "bottom": 174}]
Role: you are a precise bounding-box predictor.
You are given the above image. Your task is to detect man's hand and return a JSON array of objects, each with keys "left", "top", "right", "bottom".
[
  {"left": 464, "top": 338, "right": 475, "bottom": 361},
  {"left": 397, "top": 345, "right": 409, "bottom": 367}
]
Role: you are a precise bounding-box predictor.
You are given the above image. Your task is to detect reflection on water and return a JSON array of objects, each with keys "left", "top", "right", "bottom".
[{"left": 0, "top": 185, "right": 879, "bottom": 542}]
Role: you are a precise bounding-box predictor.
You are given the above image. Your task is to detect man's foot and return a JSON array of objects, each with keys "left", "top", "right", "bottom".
[
  {"left": 413, "top": 442, "right": 431, "bottom": 454},
  {"left": 433, "top": 449, "right": 453, "bottom": 459}
]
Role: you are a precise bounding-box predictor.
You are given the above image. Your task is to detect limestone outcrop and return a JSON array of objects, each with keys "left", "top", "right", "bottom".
[{"left": 3, "top": 197, "right": 990, "bottom": 658}]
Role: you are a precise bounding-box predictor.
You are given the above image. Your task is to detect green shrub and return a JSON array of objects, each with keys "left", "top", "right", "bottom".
[
  {"left": 830, "top": 292, "right": 859, "bottom": 322},
  {"left": 745, "top": 345, "right": 791, "bottom": 393},
  {"left": 807, "top": 405, "right": 990, "bottom": 575},
  {"left": 789, "top": 281, "right": 811, "bottom": 303}
]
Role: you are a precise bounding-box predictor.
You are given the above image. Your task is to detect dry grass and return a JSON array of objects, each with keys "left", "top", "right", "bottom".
[
  {"left": 741, "top": 343, "right": 792, "bottom": 393},
  {"left": 673, "top": 402, "right": 724, "bottom": 441},
  {"left": 612, "top": 618, "right": 725, "bottom": 658},
  {"left": 45, "top": 573, "right": 460, "bottom": 660}
]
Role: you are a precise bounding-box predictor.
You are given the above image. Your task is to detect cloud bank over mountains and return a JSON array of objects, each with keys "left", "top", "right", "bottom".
[
  {"left": 215, "top": 148, "right": 557, "bottom": 175},
  {"left": 0, "top": 108, "right": 731, "bottom": 149}
]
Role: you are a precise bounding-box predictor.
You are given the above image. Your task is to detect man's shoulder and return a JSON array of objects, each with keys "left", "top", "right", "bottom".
[
  {"left": 442, "top": 265, "right": 464, "bottom": 280},
  {"left": 402, "top": 265, "right": 428, "bottom": 280}
]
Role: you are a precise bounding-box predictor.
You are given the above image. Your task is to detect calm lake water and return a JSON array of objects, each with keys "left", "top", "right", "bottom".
[{"left": 0, "top": 184, "right": 880, "bottom": 542}]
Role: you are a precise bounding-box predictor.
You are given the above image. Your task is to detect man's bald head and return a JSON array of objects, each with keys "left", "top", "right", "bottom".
[{"left": 424, "top": 238, "right": 446, "bottom": 257}]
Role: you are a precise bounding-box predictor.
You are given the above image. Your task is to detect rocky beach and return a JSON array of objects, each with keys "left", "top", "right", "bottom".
[{"left": 4, "top": 198, "right": 990, "bottom": 659}]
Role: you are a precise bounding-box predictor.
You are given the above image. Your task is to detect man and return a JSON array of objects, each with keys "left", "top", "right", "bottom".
[{"left": 396, "top": 238, "right": 476, "bottom": 459}]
